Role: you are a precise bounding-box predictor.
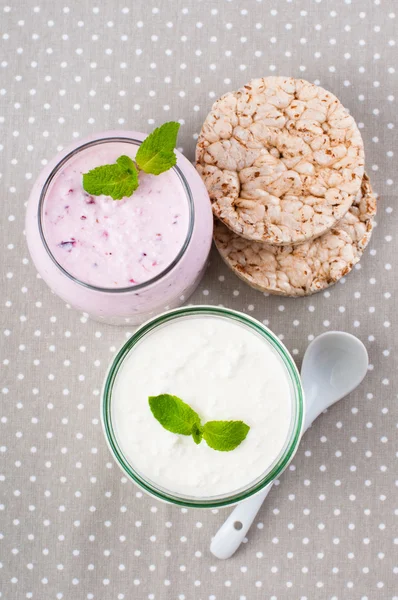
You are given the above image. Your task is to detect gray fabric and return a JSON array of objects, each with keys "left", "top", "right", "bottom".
[{"left": 1, "top": 1, "right": 397, "bottom": 598}]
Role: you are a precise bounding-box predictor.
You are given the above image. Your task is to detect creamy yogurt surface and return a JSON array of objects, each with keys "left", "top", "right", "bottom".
[
  {"left": 111, "top": 315, "right": 293, "bottom": 498},
  {"left": 42, "top": 140, "right": 190, "bottom": 288}
]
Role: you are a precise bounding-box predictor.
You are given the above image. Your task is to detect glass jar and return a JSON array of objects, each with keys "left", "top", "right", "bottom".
[
  {"left": 102, "top": 306, "right": 305, "bottom": 508},
  {"left": 25, "top": 131, "right": 213, "bottom": 325}
]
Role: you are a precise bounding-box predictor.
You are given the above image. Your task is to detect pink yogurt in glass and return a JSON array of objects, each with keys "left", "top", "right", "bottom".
[
  {"left": 26, "top": 132, "right": 213, "bottom": 325},
  {"left": 42, "top": 141, "right": 190, "bottom": 289}
]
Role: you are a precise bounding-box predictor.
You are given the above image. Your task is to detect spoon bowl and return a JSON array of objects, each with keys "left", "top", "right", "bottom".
[
  {"left": 302, "top": 331, "right": 369, "bottom": 429},
  {"left": 210, "top": 331, "right": 369, "bottom": 560}
]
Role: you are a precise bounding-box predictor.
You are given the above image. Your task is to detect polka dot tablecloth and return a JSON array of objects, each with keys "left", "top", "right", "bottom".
[{"left": 1, "top": 1, "right": 397, "bottom": 599}]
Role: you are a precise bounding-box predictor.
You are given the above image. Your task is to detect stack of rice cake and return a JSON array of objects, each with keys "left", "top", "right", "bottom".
[{"left": 196, "top": 77, "right": 377, "bottom": 296}]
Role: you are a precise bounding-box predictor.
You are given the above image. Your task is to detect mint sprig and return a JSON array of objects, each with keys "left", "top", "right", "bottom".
[
  {"left": 82, "top": 121, "right": 180, "bottom": 200},
  {"left": 148, "top": 394, "right": 250, "bottom": 452}
]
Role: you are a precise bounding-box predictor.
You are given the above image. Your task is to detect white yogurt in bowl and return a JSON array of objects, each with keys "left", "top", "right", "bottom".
[{"left": 102, "top": 306, "right": 304, "bottom": 508}]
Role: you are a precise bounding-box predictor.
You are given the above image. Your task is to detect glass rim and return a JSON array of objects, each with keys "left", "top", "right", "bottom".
[
  {"left": 38, "top": 135, "right": 195, "bottom": 293},
  {"left": 101, "top": 305, "right": 305, "bottom": 508}
]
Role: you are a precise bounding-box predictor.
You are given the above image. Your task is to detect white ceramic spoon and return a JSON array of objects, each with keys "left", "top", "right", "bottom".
[{"left": 210, "top": 331, "right": 369, "bottom": 560}]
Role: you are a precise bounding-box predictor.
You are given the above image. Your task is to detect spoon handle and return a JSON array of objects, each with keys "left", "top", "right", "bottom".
[
  {"left": 210, "top": 421, "right": 311, "bottom": 560},
  {"left": 210, "top": 483, "right": 273, "bottom": 559}
]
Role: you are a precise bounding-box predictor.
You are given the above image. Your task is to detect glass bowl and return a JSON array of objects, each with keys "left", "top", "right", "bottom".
[{"left": 102, "top": 306, "right": 304, "bottom": 508}]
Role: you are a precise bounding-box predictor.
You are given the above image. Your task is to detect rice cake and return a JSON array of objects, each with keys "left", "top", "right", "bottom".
[
  {"left": 197, "top": 77, "right": 365, "bottom": 245},
  {"left": 213, "top": 174, "right": 376, "bottom": 297}
]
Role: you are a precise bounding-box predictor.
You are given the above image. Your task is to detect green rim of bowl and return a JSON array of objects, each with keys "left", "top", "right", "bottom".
[{"left": 102, "top": 306, "right": 304, "bottom": 508}]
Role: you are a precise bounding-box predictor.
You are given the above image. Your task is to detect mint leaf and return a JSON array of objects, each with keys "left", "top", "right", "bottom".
[
  {"left": 202, "top": 421, "right": 250, "bottom": 452},
  {"left": 148, "top": 394, "right": 200, "bottom": 436},
  {"left": 136, "top": 121, "right": 180, "bottom": 175},
  {"left": 140, "top": 121, "right": 180, "bottom": 155},
  {"left": 137, "top": 150, "right": 177, "bottom": 175},
  {"left": 82, "top": 156, "right": 138, "bottom": 200}
]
